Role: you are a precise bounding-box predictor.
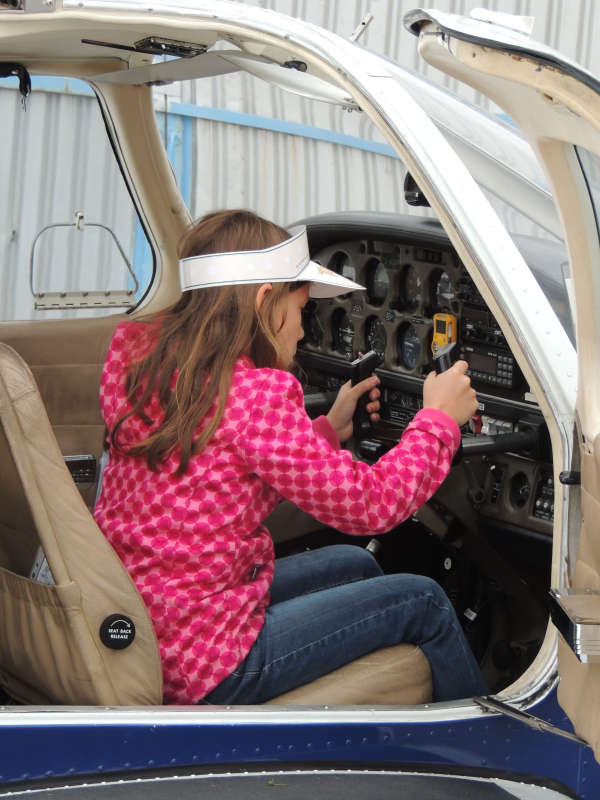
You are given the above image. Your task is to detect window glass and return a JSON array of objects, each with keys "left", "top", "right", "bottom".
[
  {"left": 482, "top": 192, "right": 574, "bottom": 346},
  {"left": 0, "top": 76, "right": 153, "bottom": 321},
  {"left": 576, "top": 145, "right": 600, "bottom": 236},
  {"left": 151, "top": 70, "right": 410, "bottom": 226}
]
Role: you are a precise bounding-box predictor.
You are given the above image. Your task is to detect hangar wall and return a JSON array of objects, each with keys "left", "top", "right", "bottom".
[{"left": 178, "top": 0, "right": 600, "bottom": 220}]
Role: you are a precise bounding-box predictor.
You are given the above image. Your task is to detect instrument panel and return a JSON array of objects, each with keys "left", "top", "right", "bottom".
[{"left": 300, "top": 237, "right": 524, "bottom": 396}]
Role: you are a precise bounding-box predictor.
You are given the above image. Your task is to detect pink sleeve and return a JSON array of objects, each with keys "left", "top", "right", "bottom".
[
  {"left": 99, "top": 322, "right": 132, "bottom": 429},
  {"left": 239, "top": 370, "right": 460, "bottom": 536},
  {"left": 311, "top": 415, "right": 340, "bottom": 450}
]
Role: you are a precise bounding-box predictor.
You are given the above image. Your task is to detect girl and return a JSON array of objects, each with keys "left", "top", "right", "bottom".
[{"left": 94, "top": 209, "right": 488, "bottom": 705}]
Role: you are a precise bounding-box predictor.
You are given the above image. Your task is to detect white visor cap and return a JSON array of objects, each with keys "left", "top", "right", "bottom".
[{"left": 179, "top": 226, "right": 364, "bottom": 299}]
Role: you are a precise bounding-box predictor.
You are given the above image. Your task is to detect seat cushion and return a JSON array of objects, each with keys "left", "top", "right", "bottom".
[{"left": 266, "top": 643, "right": 432, "bottom": 705}]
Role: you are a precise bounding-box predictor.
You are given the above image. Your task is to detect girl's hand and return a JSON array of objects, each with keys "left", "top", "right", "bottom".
[
  {"left": 326, "top": 376, "right": 381, "bottom": 443},
  {"left": 423, "top": 360, "right": 477, "bottom": 426}
]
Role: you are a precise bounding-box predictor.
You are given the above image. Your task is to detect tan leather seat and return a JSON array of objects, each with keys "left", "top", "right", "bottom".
[
  {"left": 0, "top": 343, "right": 163, "bottom": 705},
  {"left": 0, "top": 342, "right": 432, "bottom": 706},
  {"left": 267, "top": 644, "right": 431, "bottom": 705}
]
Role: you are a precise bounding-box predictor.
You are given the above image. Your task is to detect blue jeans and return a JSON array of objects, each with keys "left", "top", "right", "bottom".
[{"left": 204, "top": 545, "right": 488, "bottom": 704}]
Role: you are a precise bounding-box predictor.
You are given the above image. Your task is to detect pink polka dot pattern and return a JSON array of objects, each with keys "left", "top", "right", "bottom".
[{"left": 94, "top": 322, "right": 461, "bottom": 703}]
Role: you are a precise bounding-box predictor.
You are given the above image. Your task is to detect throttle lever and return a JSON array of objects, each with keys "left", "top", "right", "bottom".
[
  {"left": 433, "top": 341, "right": 457, "bottom": 374},
  {"left": 350, "top": 350, "right": 383, "bottom": 441}
]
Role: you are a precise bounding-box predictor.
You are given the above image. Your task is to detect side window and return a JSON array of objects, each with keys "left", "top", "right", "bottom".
[{"left": 0, "top": 76, "right": 153, "bottom": 321}]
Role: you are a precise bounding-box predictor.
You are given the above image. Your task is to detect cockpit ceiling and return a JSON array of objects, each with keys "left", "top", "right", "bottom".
[
  {"left": 0, "top": 25, "right": 217, "bottom": 63},
  {"left": 0, "top": 21, "right": 347, "bottom": 99}
]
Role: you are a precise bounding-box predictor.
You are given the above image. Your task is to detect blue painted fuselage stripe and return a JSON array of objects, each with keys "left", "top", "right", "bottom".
[{"left": 169, "top": 101, "right": 398, "bottom": 158}]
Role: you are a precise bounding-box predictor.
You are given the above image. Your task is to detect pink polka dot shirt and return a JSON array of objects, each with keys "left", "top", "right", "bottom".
[{"left": 94, "top": 321, "right": 461, "bottom": 703}]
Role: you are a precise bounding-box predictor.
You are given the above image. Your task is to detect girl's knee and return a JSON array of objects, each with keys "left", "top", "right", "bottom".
[
  {"left": 327, "top": 544, "right": 382, "bottom": 577},
  {"left": 421, "top": 577, "right": 458, "bottom": 618},
  {"left": 398, "top": 574, "right": 452, "bottom": 607}
]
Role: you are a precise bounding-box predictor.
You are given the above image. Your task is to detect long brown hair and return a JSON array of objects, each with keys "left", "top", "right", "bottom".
[{"left": 111, "top": 209, "right": 305, "bottom": 474}]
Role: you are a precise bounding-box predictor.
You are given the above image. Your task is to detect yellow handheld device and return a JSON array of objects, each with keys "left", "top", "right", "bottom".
[{"left": 432, "top": 313, "right": 457, "bottom": 353}]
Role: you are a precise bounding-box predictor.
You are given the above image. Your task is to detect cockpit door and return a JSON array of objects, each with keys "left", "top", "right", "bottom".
[{"left": 405, "top": 7, "right": 600, "bottom": 758}]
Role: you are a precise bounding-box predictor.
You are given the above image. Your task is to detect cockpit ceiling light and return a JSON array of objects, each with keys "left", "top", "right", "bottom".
[
  {"left": 82, "top": 36, "right": 210, "bottom": 59},
  {"left": 134, "top": 36, "right": 207, "bottom": 58}
]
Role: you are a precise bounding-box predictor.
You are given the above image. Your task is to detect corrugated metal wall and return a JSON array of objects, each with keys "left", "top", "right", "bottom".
[
  {"left": 0, "top": 83, "right": 145, "bottom": 320},
  {"left": 2, "top": 0, "right": 599, "bottom": 319},
  {"left": 187, "top": 116, "right": 407, "bottom": 224},
  {"left": 180, "top": 0, "right": 600, "bottom": 221}
]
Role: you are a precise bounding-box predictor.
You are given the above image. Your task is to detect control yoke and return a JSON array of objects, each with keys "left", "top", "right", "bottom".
[
  {"left": 346, "top": 342, "right": 541, "bottom": 460},
  {"left": 350, "top": 350, "right": 384, "bottom": 441}
]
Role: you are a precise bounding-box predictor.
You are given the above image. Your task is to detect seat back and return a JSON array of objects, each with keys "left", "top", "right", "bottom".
[{"left": 0, "top": 343, "right": 163, "bottom": 705}]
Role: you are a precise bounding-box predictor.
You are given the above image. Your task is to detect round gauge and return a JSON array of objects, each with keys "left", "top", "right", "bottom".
[
  {"left": 365, "top": 316, "right": 387, "bottom": 359},
  {"left": 366, "top": 259, "right": 389, "bottom": 306},
  {"left": 301, "top": 300, "right": 324, "bottom": 347},
  {"left": 397, "top": 323, "right": 421, "bottom": 370},
  {"left": 401, "top": 264, "right": 421, "bottom": 311},
  {"left": 331, "top": 308, "right": 355, "bottom": 358},
  {"left": 328, "top": 251, "right": 356, "bottom": 289},
  {"left": 432, "top": 270, "right": 455, "bottom": 310}
]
